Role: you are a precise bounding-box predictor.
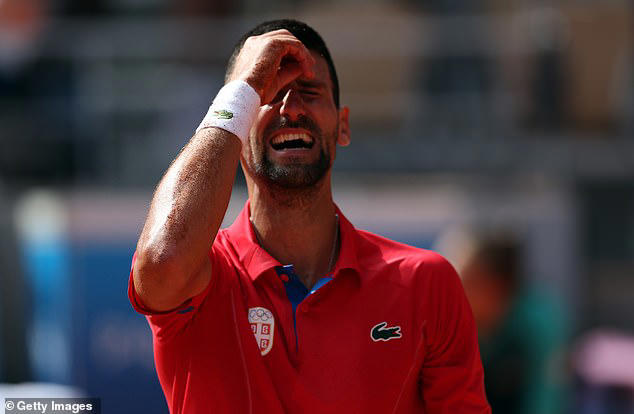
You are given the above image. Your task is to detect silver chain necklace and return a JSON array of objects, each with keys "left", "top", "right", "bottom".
[{"left": 326, "top": 214, "right": 339, "bottom": 274}]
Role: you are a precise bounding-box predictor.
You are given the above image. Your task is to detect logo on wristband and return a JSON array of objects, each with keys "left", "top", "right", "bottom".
[{"left": 213, "top": 109, "right": 234, "bottom": 119}]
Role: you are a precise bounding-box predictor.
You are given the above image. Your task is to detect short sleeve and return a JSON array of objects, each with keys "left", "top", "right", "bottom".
[
  {"left": 419, "top": 255, "right": 491, "bottom": 413},
  {"left": 127, "top": 245, "right": 232, "bottom": 342}
]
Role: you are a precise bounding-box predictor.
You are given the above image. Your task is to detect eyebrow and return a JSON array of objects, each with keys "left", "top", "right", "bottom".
[{"left": 296, "top": 79, "right": 326, "bottom": 89}]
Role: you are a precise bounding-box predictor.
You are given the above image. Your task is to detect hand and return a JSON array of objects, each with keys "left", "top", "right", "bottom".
[{"left": 228, "top": 29, "right": 316, "bottom": 105}]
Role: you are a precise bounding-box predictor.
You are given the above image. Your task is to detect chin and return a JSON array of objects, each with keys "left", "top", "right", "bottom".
[
  {"left": 252, "top": 152, "right": 331, "bottom": 189},
  {"left": 262, "top": 164, "right": 327, "bottom": 189}
]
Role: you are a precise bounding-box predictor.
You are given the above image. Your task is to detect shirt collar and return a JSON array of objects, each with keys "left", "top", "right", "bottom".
[{"left": 225, "top": 200, "right": 361, "bottom": 282}]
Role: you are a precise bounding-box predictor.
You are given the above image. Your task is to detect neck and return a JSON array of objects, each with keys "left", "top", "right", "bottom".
[{"left": 247, "top": 175, "right": 339, "bottom": 289}]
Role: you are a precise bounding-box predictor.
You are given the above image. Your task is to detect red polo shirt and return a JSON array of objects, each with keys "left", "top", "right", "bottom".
[{"left": 128, "top": 202, "right": 490, "bottom": 413}]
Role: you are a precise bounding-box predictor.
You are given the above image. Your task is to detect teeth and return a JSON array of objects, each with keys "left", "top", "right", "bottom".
[{"left": 271, "top": 133, "right": 312, "bottom": 145}]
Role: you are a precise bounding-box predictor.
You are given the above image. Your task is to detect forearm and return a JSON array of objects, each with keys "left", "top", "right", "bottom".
[
  {"left": 133, "top": 29, "right": 315, "bottom": 310},
  {"left": 134, "top": 127, "right": 241, "bottom": 309}
]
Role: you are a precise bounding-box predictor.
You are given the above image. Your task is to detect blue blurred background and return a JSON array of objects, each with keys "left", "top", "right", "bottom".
[{"left": 0, "top": 0, "right": 632, "bottom": 413}]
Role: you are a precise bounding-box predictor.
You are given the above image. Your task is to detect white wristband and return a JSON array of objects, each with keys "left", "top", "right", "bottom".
[{"left": 196, "top": 80, "right": 261, "bottom": 143}]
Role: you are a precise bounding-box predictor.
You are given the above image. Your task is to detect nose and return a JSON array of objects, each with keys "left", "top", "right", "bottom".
[{"left": 279, "top": 89, "right": 305, "bottom": 121}]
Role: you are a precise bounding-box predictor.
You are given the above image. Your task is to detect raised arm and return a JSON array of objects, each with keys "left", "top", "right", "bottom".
[{"left": 132, "top": 30, "right": 315, "bottom": 311}]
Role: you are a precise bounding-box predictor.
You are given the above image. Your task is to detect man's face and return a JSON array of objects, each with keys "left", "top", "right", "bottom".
[{"left": 242, "top": 52, "right": 347, "bottom": 189}]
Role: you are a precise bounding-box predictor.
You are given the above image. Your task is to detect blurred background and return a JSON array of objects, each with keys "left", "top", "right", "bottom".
[{"left": 0, "top": 0, "right": 632, "bottom": 413}]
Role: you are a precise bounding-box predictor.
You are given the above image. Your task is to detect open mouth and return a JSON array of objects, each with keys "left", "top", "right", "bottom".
[{"left": 270, "top": 133, "right": 314, "bottom": 150}]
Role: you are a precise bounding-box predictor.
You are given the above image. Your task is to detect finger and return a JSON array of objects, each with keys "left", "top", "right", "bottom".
[
  {"left": 275, "top": 60, "right": 304, "bottom": 92},
  {"left": 261, "top": 29, "right": 294, "bottom": 37},
  {"left": 264, "top": 33, "right": 315, "bottom": 78},
  {"left": 281, "top": 43, "right": 315, "bottom": 79}
]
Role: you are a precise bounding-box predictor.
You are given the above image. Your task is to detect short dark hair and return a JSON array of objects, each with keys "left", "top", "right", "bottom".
[
  {"left": 226, "top": 19, "right": 340, "bottom": 108},
  {"left": 473, "top": 235, "right": 521, "bottom": 289}
]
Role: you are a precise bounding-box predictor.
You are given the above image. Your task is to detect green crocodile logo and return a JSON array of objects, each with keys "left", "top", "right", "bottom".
[
  {"left": 371, "top": 322, "right": 402, "bottom": 342},
  {"left": 213, "top": 109, "right": 233, "bottom": 119}
]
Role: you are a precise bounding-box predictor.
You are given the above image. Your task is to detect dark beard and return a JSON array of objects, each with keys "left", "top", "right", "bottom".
[
  {"left": 257, "top": 148, "right": 330, "bottom": 189},
  {"left": 252, "top": 115, "right": 333, "bottom": 189}
]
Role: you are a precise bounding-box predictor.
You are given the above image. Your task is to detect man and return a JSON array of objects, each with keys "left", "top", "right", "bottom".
[
  {"left": 457, "top": 234, "right": 567, "bottom": 414},
  {"left": 129, "top": 19, "right": 490, "bottom": 413}
]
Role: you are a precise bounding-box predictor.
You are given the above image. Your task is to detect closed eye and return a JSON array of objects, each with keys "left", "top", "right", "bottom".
[
  {"left": 270, "top": 85, "right": 323, "bottom": 103},
  {"left": 301, "top": 89, "right": 321, "bottom": 98}
]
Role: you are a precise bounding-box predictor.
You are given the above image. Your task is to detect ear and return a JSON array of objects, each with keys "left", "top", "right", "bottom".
[{"left": 337, "top": 106, "right": 350, "bottom": 147}]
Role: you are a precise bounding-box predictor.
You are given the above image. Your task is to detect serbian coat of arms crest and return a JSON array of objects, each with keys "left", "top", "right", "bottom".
[{"left": 248, "top": 307, "right": 275, "bottom": 355}]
